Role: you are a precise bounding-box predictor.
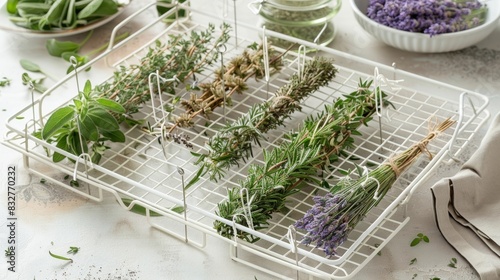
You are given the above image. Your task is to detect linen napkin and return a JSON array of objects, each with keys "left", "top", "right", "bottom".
[{"left": 431, "top": 112, "right": 500, "bottom": 280}]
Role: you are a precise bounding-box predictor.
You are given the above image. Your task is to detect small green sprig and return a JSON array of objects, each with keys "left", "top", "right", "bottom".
[
  {"left": 214, "top": 79, "right": 389, "bottom": 242},
  {"left": 0, "top": 77, "right": 11, "bottom": 87},
  {"left": 189, "top": 56, "right": 338, "bottom": 184},
  {"left": 49, "top": 251, "right": 73, "bottom": 263},
  {"left": 67, "top": 247, "right": 80, "bottom": 254},
  {"left": 410, "top": 233, "right": 430, "bottom": 247},
  {"left": 448, "top": 257, "right": 458, "bottom": 268}
]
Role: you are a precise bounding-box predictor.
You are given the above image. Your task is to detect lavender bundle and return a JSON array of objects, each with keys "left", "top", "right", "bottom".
[
  {"left": 367, "top": 0, "right": 487, "bottom": 36},
  {"left": 214, "top": 80, "right": 392, "bottom": 242},
  {"left": 294, "top": 117, "right": 455, "bottom": 257},
  {"left": 190, "top": 56, "right": 338, "bottom": 183}
]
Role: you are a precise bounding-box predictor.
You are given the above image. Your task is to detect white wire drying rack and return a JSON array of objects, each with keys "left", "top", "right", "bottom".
[{"left": 2, "top": 2, "right": 491, "bottom": 279}]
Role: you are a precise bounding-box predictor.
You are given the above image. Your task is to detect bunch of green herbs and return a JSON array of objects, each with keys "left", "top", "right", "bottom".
[
  {"left": 37, "top": 24, "right": 231, "bottom": 164},
  {"left": 189, "top": 56, "right": 338, "bottom": 184},
  {"left": 214, "top": 79, "right": 392, "bottom": 242}
]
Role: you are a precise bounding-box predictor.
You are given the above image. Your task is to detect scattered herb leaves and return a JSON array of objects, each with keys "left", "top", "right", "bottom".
[
  {"left": 410, "top": 233, "right": 430, "bottom": 247},
  {"left": 67, "top": 247, "right": 79, "bottom": 254},
  {"left": 410, "top": 257, "right": 417, "bottom": 265},
  {"left": 21, "top": 72, "right": 47, "bottom": 93},
  {"left": 5, "top": 247, "right": 13, "bottom": 257},
  {"left": 448, "top": 257, "right": 457, "bottom": 268},
  {"left": 49, "top": 251, "right": 73, "bottom": 263},
  {"left": 0, "top": 77, "right": 11, "bottom": 87}
]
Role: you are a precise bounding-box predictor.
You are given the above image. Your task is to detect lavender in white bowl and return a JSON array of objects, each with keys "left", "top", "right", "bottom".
[{"left": 350, "top": 0, "right": 500, "bottom": 53}]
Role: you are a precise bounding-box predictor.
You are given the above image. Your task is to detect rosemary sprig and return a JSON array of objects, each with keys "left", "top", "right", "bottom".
[
  {"left": 214, "top": 79, "right": 391, "bottom": 242},
  {"left": 190, "top": 57, "right": 338, "bottom": 183},
  {"left": 170, "top": 43, "right": 285, "bottom": 131}
]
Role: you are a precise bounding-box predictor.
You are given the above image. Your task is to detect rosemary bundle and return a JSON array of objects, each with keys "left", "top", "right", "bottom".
[
  {"left": 214, "top": 80, "right": 392, "bottom": 242},
  {"left": 38, "top": 24, "right": 231, "bottom": 164},
  {"left": 294, "top": 117, "right": 455, "bottom": 257},
  {"left": 170, "top": 43, "right": 284, "bottom": 131},
  {"left": 190, "top": 57, "right": 338, "bottom": 183}
]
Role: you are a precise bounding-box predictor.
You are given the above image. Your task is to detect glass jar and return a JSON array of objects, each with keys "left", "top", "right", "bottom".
[{"left": 249, "top": 0, "right": 341, "bottom": 49}]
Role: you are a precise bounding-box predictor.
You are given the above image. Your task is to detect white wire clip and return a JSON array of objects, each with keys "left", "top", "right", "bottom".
[
  {"left": 286, "top": 225, "right": 298, "bottom": 254},
  {"left": 262, "top": 25, "right": 271, "bottom": 99},
  {"left": 446, "top": 92, "right": 476, "bottom": 162},
  {"left": 239, "top": 187, "right": 255, "bottom": 231},
  {"left": 216, "top": 43, "right": 228, "bottom": 122},
  {"left": 313, "top": 23, "right": 328, "bottom": 45},
  {"left": 297, "top": 45, "right": 306, "bottom": 81},
  {"left": 359, "top": 165, "right": 382, "bottom": 200},
  {"left": 148, "top": 70, "right": 179, "bottom": 124},
  {"left": 73, "top": 153, "right": 94, "bottom": 182},
  {"left": 247, "top": 0, "right": 264, "bottom": 15}
]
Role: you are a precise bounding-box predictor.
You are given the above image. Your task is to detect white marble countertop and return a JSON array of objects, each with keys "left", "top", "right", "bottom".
[{"left": 1, "top": 1, "right": 499, "bottom": 279}]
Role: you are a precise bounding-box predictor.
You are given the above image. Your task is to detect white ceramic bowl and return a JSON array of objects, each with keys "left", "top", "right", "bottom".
[{"left": 350, "top": 0, "right": 500, "bottom": 53}]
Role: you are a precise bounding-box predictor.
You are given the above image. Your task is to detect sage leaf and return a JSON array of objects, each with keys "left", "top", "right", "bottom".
[
  {"left": 87, "top": 107, "right": 119, "bottom": 131},
  {"left": 77, "top": 0, "right": 103, "bottom": 19},
  {"left": 46, "top": 39, "right": 81, "bottom": 57},
  {"left": 42, "top": 107, "right": 75, "bottom": 140},
  {"left": 101, "top": 129, "right": 125, "bottom": 143},
  {"left": 86, "top": 0, "right": 118, "bottom": 17},
  {"left": 77, "top": 116, "right": 99, "bottom": 142},
  {"left": 96, "top": 98, "right": 125, "bottom": 113},
  {"left": 20, "top": 59, "right": 42, "bottom": 73},
  {"left": 121, "top": 198, "right": 162, "bottom": 217},
  {"left": 53, "top": 135, "right": 69, "bottom": 162}
]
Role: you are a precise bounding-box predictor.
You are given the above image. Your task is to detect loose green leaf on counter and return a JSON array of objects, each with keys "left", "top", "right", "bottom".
[
  {"left": 46, "top": 31, "right": 93, "bottom": 57},
  {"left": 21, "top": 72, "right": 47, "bottom": 93},
  {"left": 20, "top": 59, "right": 43, "bottom": 73},
  {"left": 410, "top": 257, "right": 417, "bottom": 265},
  {"left": 67, "top": 246, "right": 79, "bottom": 254},
  {"left": 48, "top": 251, "right": 73, "bottom": 263},
  {"left": 52, "top": 31, "right": 129, "bottom": 74},
  {"left": 448, "top": 257, "right": 457, "bottom": 268},
  {"left": 0, "top": 77, "right": 11, "bottom": 87},
  {"left": 20, "top": 58, "right": 55, "bottom": 82},
  {"left": 410, "top": 233, "right": 430, "bottom": 247}
]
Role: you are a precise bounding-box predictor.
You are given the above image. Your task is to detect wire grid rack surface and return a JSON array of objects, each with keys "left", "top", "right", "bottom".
[{"left": 3, "top": 5, "right": 490, "bottom": 280}]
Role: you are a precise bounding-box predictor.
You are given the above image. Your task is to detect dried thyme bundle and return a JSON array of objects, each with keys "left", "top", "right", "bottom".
[
  {"left": 37, "top": 24, "right": 231, "bottom": 164},
  {"left": 169, "top": 43, "right": 284, "bottom": 131},
  {"left": 190, "top": 56, "right": 338, "bottom": 183},
  {"left": 295, "top": 117, "right": 455, "bottom": 257},
  {"left": 214, "top": 80, "right": 392, "bottom": 242},
  {"left": 96, "top": 23, "right": 231, "bottom": 119}
]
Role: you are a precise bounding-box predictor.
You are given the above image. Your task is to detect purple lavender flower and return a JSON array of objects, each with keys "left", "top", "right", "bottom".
[
  {"left": 294, "top": 193, "right": 352, "bottom": 257},
  {"left": 366, "top": 0, "right": 488, "bottom": 36}
]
